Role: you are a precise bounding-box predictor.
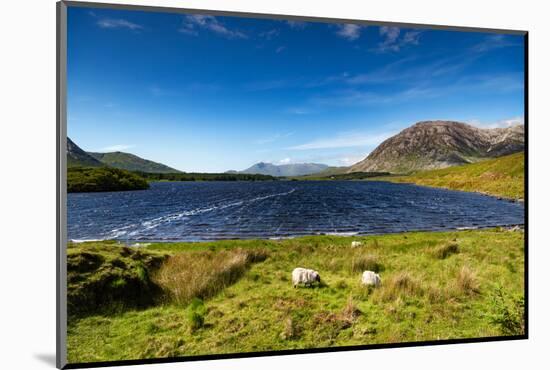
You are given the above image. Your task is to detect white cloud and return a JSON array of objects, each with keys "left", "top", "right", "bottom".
[
  {"left": 471, "top": 34, "right": 521, "bottom": 53},
  {"left": 336, "top": 24, "right": 362, "bottom": 40},
  {"left": 179, "top": 15, "right": 247, "bottom": 39},
  {"left": 97, "top": 18, "right": 143, "bottom": 30},
  {"left": 259, "top": 29, "right": 280, "bottom": 40},
  {"left": 311, "top": 72, "right": 523, "bottom": 107},
  {"left": 468, "top": 117, "right": 524, "bottom": 129},
  {"left": 338, "top": 155, "right": 367, "bottom": 166},
  {"left": 375, "top": 27, "right": 422, "bottom": 52},
  {"left": 96, "top": 144, "right": 135, "bottom": 152},
  {"left": 288, "top": 130, "right": 395, "bottom": 150},
  {"left": 286, "top": 20, "right": 307, "bottom": 29},
  {"left": 277, "top": 158, "right": 292, "bottom": 165}
]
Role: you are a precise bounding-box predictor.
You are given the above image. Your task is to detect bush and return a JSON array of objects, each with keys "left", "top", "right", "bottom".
[
  {"left": 490, "top": 286, "right": 525, "bottom": 335},
  {"left": 187, "top": 298, "right": 206, "bottom": 332},
  {"left": 67, "top": 166, "right": 149, "bottom": 193}
]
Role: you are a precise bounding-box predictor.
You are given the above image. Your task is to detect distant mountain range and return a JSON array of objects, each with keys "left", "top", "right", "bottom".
[
  {"left": 67, "top": 138, "right": 180, "bottom": 173},
  {"left": 349, "top": 121, "right": 524, "bottom": 174},
  {"left": 236, "top": 162, "right": 330, "bottom": 177},
  {"left": 68, "top": 120, "right": 524, "bottom": 177}
]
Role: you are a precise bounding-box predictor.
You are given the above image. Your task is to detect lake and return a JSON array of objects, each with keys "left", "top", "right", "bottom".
[{"left": 67, "top": 181, "right": 524, "bottom": 242}]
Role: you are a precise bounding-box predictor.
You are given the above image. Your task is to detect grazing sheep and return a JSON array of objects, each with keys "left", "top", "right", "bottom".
[
  {"left": 292, "top": 267, "right": 321, "bottom": 288},
  {"left": 351, "top": 241, "right": 363, "bottom": 248},
  {"left": 361, "top": 270, "right": 381, "bottom": 287}
]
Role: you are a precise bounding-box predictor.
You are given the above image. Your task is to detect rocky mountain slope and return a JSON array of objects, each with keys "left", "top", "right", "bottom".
[
  {"left": 349, "top": 121, "right": 524, "bottom": 173},
  {"left": 239, "top": 162, "right": 329, "bottom": 177},
  {"left": 67, "top": 138, "right": 103, "bottom": 167}
]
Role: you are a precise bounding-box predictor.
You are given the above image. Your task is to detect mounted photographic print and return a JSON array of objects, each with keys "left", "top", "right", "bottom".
[{"left": 57, "top": 1, "right": 527, "bottom": 368}]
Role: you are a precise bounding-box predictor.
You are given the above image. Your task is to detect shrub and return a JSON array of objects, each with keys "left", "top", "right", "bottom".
[
  {"left": 490, "top": 286, "right": 525, "bottom": 335},
  {"left": 67, "top": 166, "right": 149, "bottom": 193},
  {"left": 431, "top": 243, "right": 459, "bottom": 259},
  {"left": 187, "top": 298, "right": 206, "bottom": 332}
]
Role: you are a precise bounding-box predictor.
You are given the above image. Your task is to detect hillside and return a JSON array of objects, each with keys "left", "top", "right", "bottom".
[
  {"left": 67, "top": 138, "right": 103, "bottom": 168},
  {"left": 349, "top": 121, "right": 524, "bottom": 173},
  {"left": 89, "top": 151, "right": 180, "bottom": 173},
  {"left": 385, "top": 152, "right": 524, "bottom": 200},
  {"left": 240, "top": 162, "right": 329, "bottom": 177}
]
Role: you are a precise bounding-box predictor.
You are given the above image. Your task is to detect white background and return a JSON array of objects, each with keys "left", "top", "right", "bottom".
[{"left": 1, "top": 0, "right": 548, "bottom": 369}]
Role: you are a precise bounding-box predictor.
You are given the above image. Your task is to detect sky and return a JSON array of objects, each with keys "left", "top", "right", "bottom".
[{"left": 67, "top": 6, "right": 525, "bottom": 173}]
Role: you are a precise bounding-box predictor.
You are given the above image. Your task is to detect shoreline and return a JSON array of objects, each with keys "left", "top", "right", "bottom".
[
  {"left": 372, "top": 179, "right": 524, "bottom": 203},
  {"left": 68, "top": 223, "right": 525, "bottom": 245}
]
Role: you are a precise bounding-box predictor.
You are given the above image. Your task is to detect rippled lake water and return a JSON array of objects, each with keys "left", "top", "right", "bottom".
[{"left": 67, "top": 181, "right": 524, "bottom": 242}]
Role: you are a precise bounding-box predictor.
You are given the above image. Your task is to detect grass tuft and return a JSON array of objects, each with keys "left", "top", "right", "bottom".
[
  {"left": 454, "top": 266, "right": 480, "bottom": 296},
  {"left": 153, "top": 248, "right": 269, "bottom": 305},
  {"left": 431, "top": 243, "right": 460, "bottom": 259},
  {"left": 374, "top": 272, "right": 421, "bottom": 302},
  {"left": 351, "top": 254, "right": 383, "bottom": 273}
]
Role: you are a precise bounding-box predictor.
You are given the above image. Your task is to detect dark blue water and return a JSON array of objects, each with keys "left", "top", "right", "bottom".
[{"left": 67, "top": 181, "right": 524, "bottom": 242}]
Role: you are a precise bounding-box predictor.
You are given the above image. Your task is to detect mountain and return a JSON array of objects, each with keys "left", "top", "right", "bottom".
[
  {"left": 240, "top": 162, "right": 329, "bottom": 177},
  {"left": 349, "top": 121, "right": 524, "bottom": 174},
  {"left": 88, "top": 151, "right": 181, "bottom": 173},
  {"left": 67, "top": 137, "right": 103, "bottom": 167}
]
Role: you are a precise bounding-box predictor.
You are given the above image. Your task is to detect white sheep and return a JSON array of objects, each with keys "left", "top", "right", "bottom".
[
  {"left": 361, "top": 271, "right": 381, "bottom": 287},
  {"left": 351, "top": 241, "right": 363, "bottom": 248},
  {"left": 292, "top": 267, "right": 321, "bottom": 288}
]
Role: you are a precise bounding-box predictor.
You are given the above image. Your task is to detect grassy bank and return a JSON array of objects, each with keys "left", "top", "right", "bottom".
[
  {"left": 382, "top": 152, "right": 524, "bottom": 200},
  {"left": 67, "top": 229, "right": 524, "bottom": 363}
]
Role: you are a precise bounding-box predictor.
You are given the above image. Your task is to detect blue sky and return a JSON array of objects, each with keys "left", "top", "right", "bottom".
[{"left": 67, "top": 7, "right": 525, "bottom": 172}]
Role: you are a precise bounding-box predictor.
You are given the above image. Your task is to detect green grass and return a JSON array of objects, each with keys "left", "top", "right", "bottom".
[
  {"left": 67, "top": 167, "right": 149, "bottom": 193},
  {"left": 381, "top": 152, "right": 524, "bottom": 200},
  {"left": 67, "top": 229, "right": 525, "bottom": 363}
]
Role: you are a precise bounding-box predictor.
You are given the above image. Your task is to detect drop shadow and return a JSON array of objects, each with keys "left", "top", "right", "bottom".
[{"left": 34, "top": 353, "right": 56, "bottom": 367}]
